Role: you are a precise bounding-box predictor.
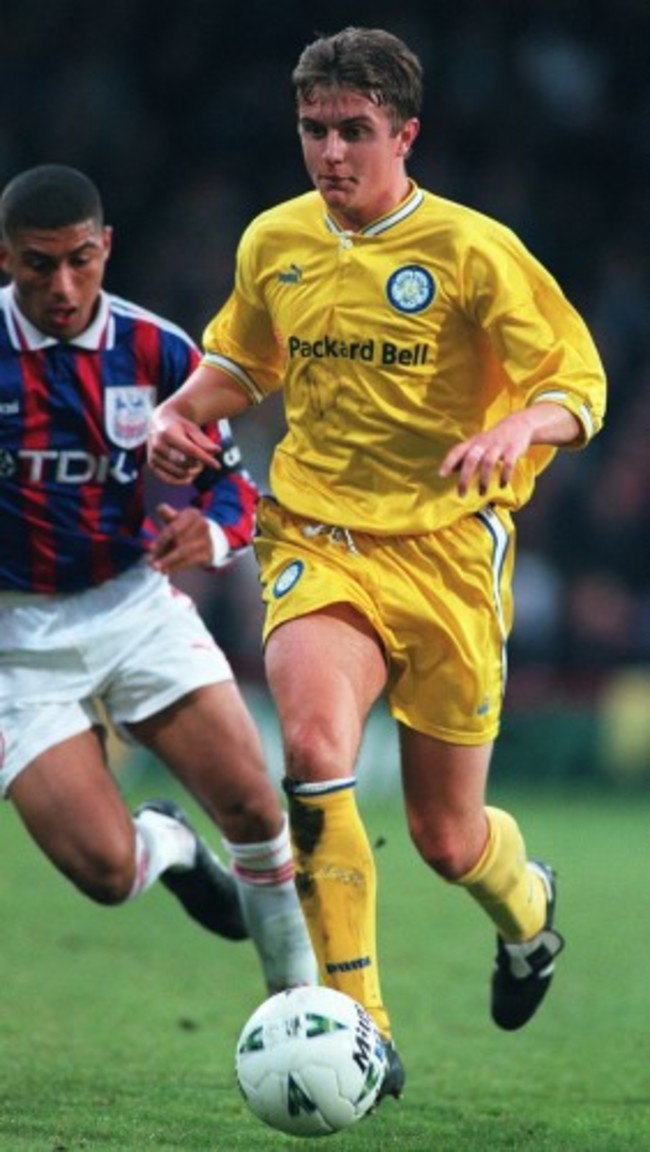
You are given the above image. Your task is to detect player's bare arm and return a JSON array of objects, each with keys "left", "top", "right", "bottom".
[
  {"left": 148, "top": 364, "right": 252, "bottom": 482},
  {"left": 439, "top": 402, "right": 582, "bottom": 497}
]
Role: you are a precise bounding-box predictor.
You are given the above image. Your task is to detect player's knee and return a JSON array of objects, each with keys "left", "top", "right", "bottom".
[
  {"left": 194, "top": 768, "right": 284, "bottom": 844},
  {"left": 218, "top": 791, "right": 285, "bottom": 845},
  {"left": 72, "top": 844, "right": 135, "bottom": 906},
  {"left": 408, "top": 822, "right": 471, "bottom": 881},
  {"left": 283, "top": 720, "right": 340, "bottom": 781}
]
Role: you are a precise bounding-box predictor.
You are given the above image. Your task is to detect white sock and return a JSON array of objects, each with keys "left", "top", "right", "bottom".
[
  {"left": 224, "top": 816, "right": 318, "bottom": 992},
  {"left": 129, "top": 810, "right": 196, "bottom": 899}
]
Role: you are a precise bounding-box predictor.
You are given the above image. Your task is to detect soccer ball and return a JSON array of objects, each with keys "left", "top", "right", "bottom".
[{"left": 235, "top": 986, "right": 387, "bottom": 1137}]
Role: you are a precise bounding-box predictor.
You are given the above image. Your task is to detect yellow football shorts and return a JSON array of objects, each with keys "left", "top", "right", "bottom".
[{"left": 254, "top": 497, "right": 515, "bottom": 745}]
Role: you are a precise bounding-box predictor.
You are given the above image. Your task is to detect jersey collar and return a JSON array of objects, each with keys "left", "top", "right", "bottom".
[
  {"left": 324, "top": 180, "right": 424, "bottom": 238},
  {"left": 2, "top": 285, "right": 111, "bottom": 351}
]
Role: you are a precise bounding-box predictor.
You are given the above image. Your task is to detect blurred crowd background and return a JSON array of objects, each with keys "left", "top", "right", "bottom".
[{"left": 1, "top": 1, "right": 648, "bottom": 743}]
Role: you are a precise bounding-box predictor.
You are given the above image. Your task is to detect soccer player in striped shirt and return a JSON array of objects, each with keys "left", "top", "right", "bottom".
[
  {"left": 147, "top": 27, "right": 607, "bottom": 1102},
  {"left": 0, "top": 164, "right": 316, "bottom": 996}
]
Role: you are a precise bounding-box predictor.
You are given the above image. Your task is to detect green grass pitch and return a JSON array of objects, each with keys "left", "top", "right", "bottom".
[{"left": 0, "top": 782, "right": 648, "bottom": 1150}]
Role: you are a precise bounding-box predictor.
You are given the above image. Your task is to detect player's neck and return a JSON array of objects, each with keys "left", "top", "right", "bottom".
[{"left": 327, "top": 176, "right": 415, "bottom": 233}]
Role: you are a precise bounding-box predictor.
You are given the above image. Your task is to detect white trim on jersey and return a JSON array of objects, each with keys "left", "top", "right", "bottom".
[
  {"left": 324, "top": 183, "right": 425, "bottom": 238},
  {"left": 531, "top": 389, "right": 596, "bottom": 441},
  {"left": 475, "top": 505, "right": 510, "bottom": 690},
  {"left": 108, "top": 294, "right": 198, "bottom": 351},
  {"left": 0, "top": 287, "right": 198, "bottom": 354},
  {"left": 1, "top": 284, "right": 111, "bottom": 350},
  {"left": 202, "top": 352, "right": 265, "bottom": 403}
]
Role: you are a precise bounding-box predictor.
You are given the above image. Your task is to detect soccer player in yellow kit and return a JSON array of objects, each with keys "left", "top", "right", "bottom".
[{"left": 148, "top": 27, "right": 607, "bottom": 1104}]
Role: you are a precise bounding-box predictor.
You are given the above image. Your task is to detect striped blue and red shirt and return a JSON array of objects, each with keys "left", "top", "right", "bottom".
[{"left": 0, "top": 286, "right": 257, "bottom": 593}]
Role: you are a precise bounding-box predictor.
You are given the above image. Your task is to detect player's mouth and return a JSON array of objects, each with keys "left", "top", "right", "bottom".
[
  {"left": 46, "top": 305, "right": 78, "bottom": 331},
  {"left": 319, "top": 174, "right": 355, "bottom": 194}
]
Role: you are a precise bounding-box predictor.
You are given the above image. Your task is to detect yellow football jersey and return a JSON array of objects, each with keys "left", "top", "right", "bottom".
[{"left": 202, "top": 182, "right": 606, "bottom": 534}]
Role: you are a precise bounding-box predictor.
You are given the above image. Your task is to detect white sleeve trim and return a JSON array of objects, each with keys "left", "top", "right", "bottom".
[
  {"left": 202, "top": 353, "right": 265, "bottom": 404},
  {"left": 206, "top": 521, "right": 231, "bottom": 568},
  {"left": 530, "top": 390, "right": 595, "bottom": 441}
]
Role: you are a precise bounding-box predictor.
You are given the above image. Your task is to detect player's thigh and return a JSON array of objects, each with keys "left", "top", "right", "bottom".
[
  {"left": 254, "top": 499, "right": 388, "bottom": 773},
  {"left": 129, "top": 681, "right": 276, "bottom": 818},
  {"left": 264, "top": 605, "right": 387, "bottom": 779},
  {"left": 399, "top": 724, "right": 492, "bottom": 875},
  {"left": 9, "top": 728, "right": 134, "bottom": 879}
]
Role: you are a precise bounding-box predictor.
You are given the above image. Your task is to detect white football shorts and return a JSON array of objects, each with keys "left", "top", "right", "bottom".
[{"left": 0, "top": 561, "right": 233, "bottom": 795}]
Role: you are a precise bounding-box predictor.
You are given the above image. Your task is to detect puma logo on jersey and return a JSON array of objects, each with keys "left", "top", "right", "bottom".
[{"left": 278, "top": 263, "right": 304, "bottom": 283}]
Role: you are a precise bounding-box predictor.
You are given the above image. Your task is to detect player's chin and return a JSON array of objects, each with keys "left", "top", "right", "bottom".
[{"left": 318, "top": 178, "right": 355, "bottom": 202}]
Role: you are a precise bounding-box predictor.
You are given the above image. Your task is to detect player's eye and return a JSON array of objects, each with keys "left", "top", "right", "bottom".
[
  {"left": 24, "top": 256, "right": 54, "bottom": 274},
  {"left": 301, "top": 122, "right": 326, "bottom": 139},
  {"left": 341, "top": 123, "right": 372, "bottom": 142}
]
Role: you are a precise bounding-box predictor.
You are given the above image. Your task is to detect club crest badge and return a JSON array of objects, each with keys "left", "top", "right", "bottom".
[
  {"left": 386, "top": 265, "right": 435, "bottom": 314},
  {"left": 272, "top": 560, "right": 305, "bottom": 598},
  {"left": 105, "top": 386, "right": 156, "bottom": 449}
]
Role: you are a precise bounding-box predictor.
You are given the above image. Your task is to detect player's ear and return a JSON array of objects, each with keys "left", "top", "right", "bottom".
[
  {"left": 398, "top": 117, "right": 420, "bottom": 158},
  {"left": 102, "top": 225, "right": 113, "bottom": 260},
  {"left": 0, "top": 242, "right": 10, "bottom": 275}
]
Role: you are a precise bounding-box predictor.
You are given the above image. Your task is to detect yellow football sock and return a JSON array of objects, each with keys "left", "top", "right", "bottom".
[
  {"left": 285, "top": 779, "right": 391, "bottom": 1038},
  {"left": 457, "top": 807, "right": 547, "bottom": 943}
]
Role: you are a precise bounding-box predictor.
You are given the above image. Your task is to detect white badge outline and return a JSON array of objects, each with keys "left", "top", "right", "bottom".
[
  {"left": 386, "top": 265, "right": 435, "bottom": 314},
  {"left": 104, "top": 385, "right": 156, "bottom": 449},
  {"left": 272, "top": 559, "right": 305, "bottom": 598}
]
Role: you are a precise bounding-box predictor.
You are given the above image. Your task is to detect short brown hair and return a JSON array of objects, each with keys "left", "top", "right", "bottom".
[{"left": 292, "top": 26, "right": 423, "bottom": 132}]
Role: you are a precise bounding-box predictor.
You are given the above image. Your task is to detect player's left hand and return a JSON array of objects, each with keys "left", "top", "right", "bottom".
[
  {"left": 148, "top": 504, "right": 214, "bottom": 574},
  {"left": 438, "top": 412, "right": 536, "bottom": 497}
]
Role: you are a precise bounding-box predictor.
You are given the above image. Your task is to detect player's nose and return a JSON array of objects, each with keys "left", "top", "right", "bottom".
[
  {"left": 322, "top": 130, "right": 346, "bottom": 161},
  {"left": 49, "top": 262, "right": 77, "bottom": 297}
]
